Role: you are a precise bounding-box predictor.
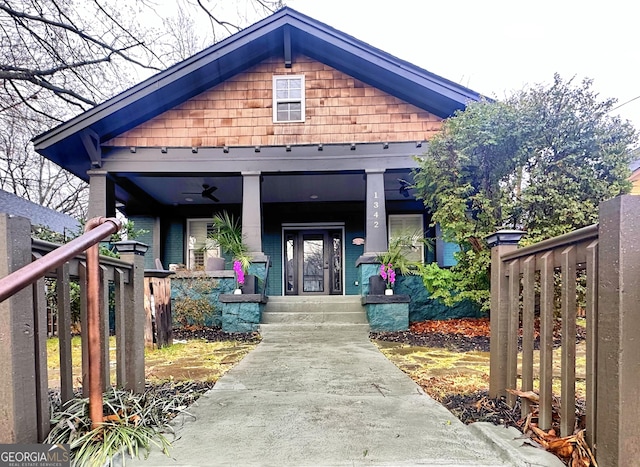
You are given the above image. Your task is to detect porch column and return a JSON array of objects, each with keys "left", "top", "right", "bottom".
[
  {"left": 241, "top": 171, "right": 263, "bottom": 254},
  {"left": 364, "top": 169, "right": 388, "bottom": 255},
  {"left": 87, "top": 170, "right": 116, "bottom": 220},
  {"left": 596, "top": 195, "right": 640, "bottom": 465}
]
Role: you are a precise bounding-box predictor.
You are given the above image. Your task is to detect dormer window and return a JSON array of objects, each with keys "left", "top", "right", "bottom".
[{"left": 273, "top": 75, "right": 305, "bottom": 123}]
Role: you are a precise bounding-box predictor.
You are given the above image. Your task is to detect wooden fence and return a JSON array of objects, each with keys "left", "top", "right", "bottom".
[
  {"left": 0, "top": 214, "right": 146, "bottom": 443},
  {"left": 489, "top": 195, "right": 640, "bottom": 465}
]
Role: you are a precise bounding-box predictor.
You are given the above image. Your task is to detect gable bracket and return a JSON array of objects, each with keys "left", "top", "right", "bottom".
[
  {"left": 80, "top": 129, "right": 102, "bottom": 168},
  {"left": 283, "top": 24, "right": 292, "bottom": 68}
]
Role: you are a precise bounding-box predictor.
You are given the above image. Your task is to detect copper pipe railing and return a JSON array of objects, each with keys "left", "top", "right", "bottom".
[
  {"left": 0, "top": 217, "right": 122, "bottom": 302},
  {"left": 0, "top": 216, "right": 122, "bottom": 430}
]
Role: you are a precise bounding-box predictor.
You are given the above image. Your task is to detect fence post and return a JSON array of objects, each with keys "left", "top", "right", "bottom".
[
  {"left": 596, "top": 195, "right": 640, "bottom": 465},
  {"left": 486, "top": 229, "right": 525, "bottom": 399},
  {"left": 0, "top": 214, "right": 37, "bottom": 443},
  {"left": 114, "top": 241, "right": 148, "bottom": 393}
]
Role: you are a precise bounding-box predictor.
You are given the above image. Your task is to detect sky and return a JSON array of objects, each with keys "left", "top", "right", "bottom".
[{"left": 284, "top": 0, "right": 640, "bottom": 130}]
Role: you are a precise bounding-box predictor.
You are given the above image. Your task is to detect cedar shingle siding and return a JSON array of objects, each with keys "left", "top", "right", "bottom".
[{"left": 105, "top": 55, "right": 443, "bottom": 148}]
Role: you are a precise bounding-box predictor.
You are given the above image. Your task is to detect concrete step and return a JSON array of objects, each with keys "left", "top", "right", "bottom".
[{"left": 262, "top": 295, "right": 367, "bottom": 325}]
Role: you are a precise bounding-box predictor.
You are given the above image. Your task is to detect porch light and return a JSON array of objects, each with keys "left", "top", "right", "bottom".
[
  {"left": 383, "top": 142, "right": 389, "bottom": 149},
  {"left": 191, "top": 147, "right": 198, "bottom": 153},
  {"left": 352, "top": 237, "right": 365, "bottom": 246},
  {"left": 255, "top": 146, "right": 261, "bottom": 152},
  {"left": 416, "top": 141, "right": 423, "bottom": 148},
  {"left": 350, "top": 143, "right": 356, "bottom": 150},
  {"left": 113, "top": 240, "right": 149, "bottom": 256},
  {"left": 317, "top": 144, "right": 323, "bottom": 151},
  {"left": 161, "top": 147, "right": 168, "bottom": 154},
  {"left": 185, "top": 197, "right": 193, "bottom": 202},
  {"left": 310, "top": 194, "right": 319, "bottom": 199},
  {"left": 286, "top": 145, "right": 291, "bottom": 152},
  {"left": 485, "top": 229, "right": 526, "bottom": 248},
  {"left": 130, "top": 147, "right": 136, "bottom": 153},
  {"left": 223, "top": 146, "right": 229, "bottom": 153}
]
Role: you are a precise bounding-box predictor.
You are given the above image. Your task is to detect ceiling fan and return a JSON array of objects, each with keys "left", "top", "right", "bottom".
[{"left": 183, "top": 184, "right": 220, "bottom": 202}]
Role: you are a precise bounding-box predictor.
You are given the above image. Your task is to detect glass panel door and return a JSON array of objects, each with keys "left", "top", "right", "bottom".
[
  {"left": 302, "top": 233, "right": 325, "bottom": 293},
  {"left": 283, "top": 228, "right": 343, "bottom": 295}
]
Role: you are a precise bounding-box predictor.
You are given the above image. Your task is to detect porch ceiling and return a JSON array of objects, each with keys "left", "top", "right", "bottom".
[{"left": 122, "top": 170, "right": 415, "bottom": 206}]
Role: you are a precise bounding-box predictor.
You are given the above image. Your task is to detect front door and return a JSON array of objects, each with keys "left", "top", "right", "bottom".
[{"left": 284, "top": 229, "right": 343, "bottom": 295}]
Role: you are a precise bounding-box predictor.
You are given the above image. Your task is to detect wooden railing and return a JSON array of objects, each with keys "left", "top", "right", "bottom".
[
  {"left": 0, "top": 213, "right": 147, "bottom": 443},
  {"left": 488, "top": 195, "right": 640, "bottom": 466}
]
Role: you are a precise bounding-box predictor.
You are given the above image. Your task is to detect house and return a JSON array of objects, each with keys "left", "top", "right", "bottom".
[
  {"left": 0, "top": 189, "right": 80, "bottom": 235},
  {"left": 32, "top": 7, "right": 483, "bottom": 307}
]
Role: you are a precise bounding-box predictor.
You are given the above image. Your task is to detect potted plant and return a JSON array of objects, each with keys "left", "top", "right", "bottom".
[
  {"left": 379, "top": 262, "right": 396, "bottom": 295},
  {"left": 371, "top": 232, "right": 424, "bottom": 295},
  {"left": 209, "top": 211, "right": 254, "bottom": 293},
  {"left": 232, "top": 259, "right": 245, "bottom": 294}
]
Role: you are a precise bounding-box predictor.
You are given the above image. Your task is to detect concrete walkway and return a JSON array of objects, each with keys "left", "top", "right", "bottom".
[{"left": 126, "top": 324, "right": 563, "bottom": 466}]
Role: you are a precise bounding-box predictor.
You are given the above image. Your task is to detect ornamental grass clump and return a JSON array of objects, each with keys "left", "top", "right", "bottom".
[{"left": 46, "top": 382, "right": 208, "bottom": 466}]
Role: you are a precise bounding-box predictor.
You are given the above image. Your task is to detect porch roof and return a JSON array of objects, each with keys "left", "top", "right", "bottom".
[{"left": 33, "top": 7, "right": 485, "bottom": 182}]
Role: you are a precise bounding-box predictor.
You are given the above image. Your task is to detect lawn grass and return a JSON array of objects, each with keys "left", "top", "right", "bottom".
[
  {"left": 47, "top": 336, "right": 258, "bottom": 389},
  {"left": 376, "top": 340, "right": 587, "bottom": 402},
  {"left": 47, "top": 328, "right": 586, "bottom": 405}
]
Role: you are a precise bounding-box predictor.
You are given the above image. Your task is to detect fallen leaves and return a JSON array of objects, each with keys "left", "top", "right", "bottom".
[
  {"left": 410, "top": 318, "right": 491, "bottom": 337},
  {"left": 509, "top": 389, "right": 597, "bottom": 467}
]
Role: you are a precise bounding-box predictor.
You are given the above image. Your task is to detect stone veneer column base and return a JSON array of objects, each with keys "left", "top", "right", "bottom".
[
  {"left": 219, "top": 294, "right": 268, "bottom": 332},
  {"left": 361, "top": 295, "right": 410, "bottom": 331}
]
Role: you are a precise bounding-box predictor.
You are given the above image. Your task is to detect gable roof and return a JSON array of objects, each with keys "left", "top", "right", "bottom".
[
  {"left": 0, "top": 190, "right": 80, "bottom": 234},
  {"left": 33, "top": 7, "right": 485, "bottom": 180}
]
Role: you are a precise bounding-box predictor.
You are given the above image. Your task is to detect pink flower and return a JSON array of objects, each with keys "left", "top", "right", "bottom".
[
  {"left": 380, "top": 263, "right": 395, "bottom": 288},
  {"left": 233, "top": 260, "right": 245, "bottom": 286}
]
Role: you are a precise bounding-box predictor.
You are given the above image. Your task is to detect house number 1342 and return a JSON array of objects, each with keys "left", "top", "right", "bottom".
[{"left": 373, "top": 192, "right": 379, "bottom": 228}]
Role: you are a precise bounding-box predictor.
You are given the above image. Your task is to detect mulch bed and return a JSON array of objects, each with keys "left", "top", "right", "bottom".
[
  {"left": 172, "top": 327, "right": 261, "bottom": 344},
  {"left": 371, "top": 317, "right": 586, "bottom": 352}
]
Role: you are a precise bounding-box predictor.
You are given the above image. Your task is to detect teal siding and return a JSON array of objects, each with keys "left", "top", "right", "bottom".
[
  {"left": 262, "top": 231, "right": 282, "bottom": 296},
  {"left": 129, "top": 216, "right": 155, "bottom": 269},
  {"left": 163, "top": 219, "right": 184, "bottom": 266},
  {"left": 442, "top": 242, "right": 460, "bottom": 267},
  {"left": 344, "top": 227, "right": 364, "bottom": 295}
]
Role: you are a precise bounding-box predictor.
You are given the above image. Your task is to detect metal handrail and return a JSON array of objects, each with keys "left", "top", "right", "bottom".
[{"left": 0, "top": 217, "right": 122, "bottom": 302}]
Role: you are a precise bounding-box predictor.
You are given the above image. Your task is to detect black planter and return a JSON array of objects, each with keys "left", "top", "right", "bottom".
[
  {"left": 369, "top": 275, "right": 386, "bottom": 295},
  {"left": 242, "top": 274, "right": 258, "bottom": 294}
]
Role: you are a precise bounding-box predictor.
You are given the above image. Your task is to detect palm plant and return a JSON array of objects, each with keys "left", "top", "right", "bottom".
[
  {"left": 209, "top": 211, "right": 252, "bottom": 271},
  {"left": 376, "top": 231, "right": 427, "bottom": 276}
]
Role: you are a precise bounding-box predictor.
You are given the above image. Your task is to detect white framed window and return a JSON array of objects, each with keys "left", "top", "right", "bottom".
[
  {"left": 273, "top": 75, "right": 305, "bottom": 123},
  {"left": 388, "top": 214, "right": 424, "bottom": 263},
  {"left": 186, "top": 219, "right": 221, "bottom": 270}
]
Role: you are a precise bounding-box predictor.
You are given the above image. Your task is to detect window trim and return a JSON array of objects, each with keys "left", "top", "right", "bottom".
[{"left": 272, "top": 75, "right": 305, "bottom": 123}]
